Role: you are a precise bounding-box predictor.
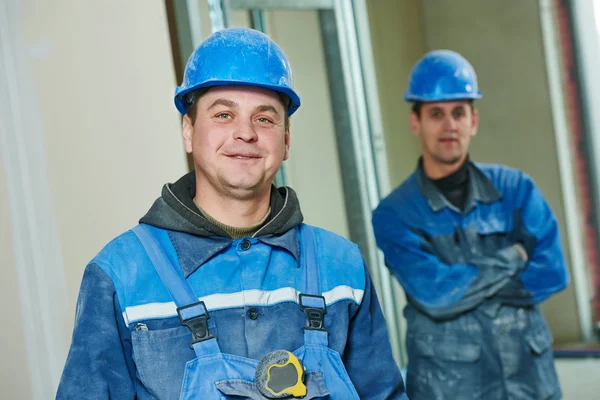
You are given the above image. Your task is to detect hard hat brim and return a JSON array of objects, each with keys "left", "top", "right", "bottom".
[
  {"left": 404, "top": 91, "right": 483, "bottom": 103},
  {"left": 175, "top": 81, "right": 301, "bottom": 117}
]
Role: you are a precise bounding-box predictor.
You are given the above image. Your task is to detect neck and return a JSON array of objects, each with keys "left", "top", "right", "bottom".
[
  {"left": 422, "top": 154, "right": 468, "bottom": 180},
  {"left": 194, "top": 180, "right": 272, "bottom": 228}
]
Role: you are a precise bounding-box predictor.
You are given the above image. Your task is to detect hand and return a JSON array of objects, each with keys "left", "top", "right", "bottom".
[
  {"left": 513, "top": 243, "right": 529, "bottom": 262},
  {"left": 466, "top": 243, "right": 528, "bottom": 275}
]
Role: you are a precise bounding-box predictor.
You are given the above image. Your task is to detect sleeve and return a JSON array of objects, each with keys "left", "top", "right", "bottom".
[
  {"left": 343, "top": 264, "right": 408, "bottom": 400},
  {"left": 372, "top": 205, "right": 521, "bottom": 319},
  {"left": 56, "top": 263, "right": 135, "bottom": 399},
  {"left": 517, "top": 175, "right": 570, "bottom": 302}
]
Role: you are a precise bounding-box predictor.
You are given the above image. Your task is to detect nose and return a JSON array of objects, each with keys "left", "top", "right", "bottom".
[
  {"left": 233, "top": 118, "right": 258, "bottom": 143},
  {"left": 443, "top": 115, "right": 458, "bottom": 131}
]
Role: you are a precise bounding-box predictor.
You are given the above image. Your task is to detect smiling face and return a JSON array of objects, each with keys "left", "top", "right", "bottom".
[
  {"left": 410, "top": 100, "right": 479, "bottom": 178},
  {"left": 182, "top": 85, "right": 290, "bottom": 200}
]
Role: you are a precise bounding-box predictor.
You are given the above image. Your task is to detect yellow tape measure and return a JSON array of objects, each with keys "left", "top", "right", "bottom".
[{"left": 255, "top": 350, "right": 307, "bottom": 398}]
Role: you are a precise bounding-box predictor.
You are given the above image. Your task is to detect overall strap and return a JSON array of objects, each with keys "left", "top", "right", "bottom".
[
  {"left": 298, "top": 224, "right": 328, "bottom": 347},
  {"left": 132, "top": 224, "right": 220, "bottom": 357}
]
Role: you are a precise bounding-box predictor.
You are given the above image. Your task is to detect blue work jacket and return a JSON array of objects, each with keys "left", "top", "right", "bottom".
[{"left": 373, "top": 161, "right": 568, "bottom": 399}]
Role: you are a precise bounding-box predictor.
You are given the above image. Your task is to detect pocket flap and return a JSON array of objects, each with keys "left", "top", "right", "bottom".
[
  {"left": 414, "top": 336, "right": 481, "bottom": 363},
  {"left": 216, "top": 371, "right": 329, "bottom": 400},
  {"left": 526, "top": 328, "right": 553, "bottom": 355}
]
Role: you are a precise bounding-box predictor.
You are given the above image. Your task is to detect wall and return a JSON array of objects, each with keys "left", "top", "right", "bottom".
[
  {"left": 367, "top": 0, "right": 424, "bottom": 190},
  {"left": 20, "top": 0, "right": 188, "bottom": 324},
  {"left": 3, "top": 1, "right": 188, "bottom": 396},
  {"left": 0, "top": 153, "right": 32, "bottom": 400}
]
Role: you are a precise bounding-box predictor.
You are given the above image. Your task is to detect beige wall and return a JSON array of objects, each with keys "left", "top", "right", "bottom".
[
  {"left": 14, "top": 0, "right": 188, "bottom": 389},
  {"left": 21, "top": 0, "right": 188, "bottom": 324},
  {"left": 367, "top": 0, "right": 424, "bottom": 190},
  {"left": 0, "top": 155, "right": 33, "bottom": 399}
]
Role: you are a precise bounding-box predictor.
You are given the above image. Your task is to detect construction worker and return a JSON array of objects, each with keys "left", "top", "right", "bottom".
[
  {"left": 372, "top": 50, "right": 569, "bottom": 399},
  {"left": 57, "top": 28, "right": 406, "bottom": 399}
]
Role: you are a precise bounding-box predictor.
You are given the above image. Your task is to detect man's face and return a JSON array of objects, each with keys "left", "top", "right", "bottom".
[
  {"left": 410, "top": 101, "right": 479, "bottom": 167},
  {"left": 182, "top": 85, "right": 289, "bottom": 199}
]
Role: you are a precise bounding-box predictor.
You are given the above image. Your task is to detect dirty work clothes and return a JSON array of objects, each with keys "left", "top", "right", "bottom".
[
  {"left": 373, "top": 161, "right": 568, "bottom": 399},
  {"left": 57, "top": 172, "right": 406, "bottom": 399}
]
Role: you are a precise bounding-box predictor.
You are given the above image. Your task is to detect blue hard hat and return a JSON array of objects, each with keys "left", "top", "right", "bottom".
[
  {"left": 174, "top": 28, "right": 301, "bottom": 116},
  {"left": 404, "top": 50, "right": 482, "bottom": 102}
]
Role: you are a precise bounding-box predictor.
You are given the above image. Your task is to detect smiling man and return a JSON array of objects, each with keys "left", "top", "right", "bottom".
[
  {"left": 57, "top": 28, "right": 406, "bottom": 399},
  {"left": 372, "top": 50, "right": 569, "bottom": 399}
]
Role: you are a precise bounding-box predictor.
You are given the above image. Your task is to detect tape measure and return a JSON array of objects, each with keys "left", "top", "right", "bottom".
[{"left": 255, "top": 350, "right": 307, "bottom": 398}]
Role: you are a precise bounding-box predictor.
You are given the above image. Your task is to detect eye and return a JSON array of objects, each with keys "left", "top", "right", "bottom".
[
  {"left": 431, "top": 110, "right": 442, "bottom": 119},
  {"left": 216, "top": 113, "right": 231, "bottom": 119},
  {"left": 256, "top": 117, "right": 273, "bottom": 124},
  {"left": 453, "top": 109, "right": 466, "bottom": 119}
]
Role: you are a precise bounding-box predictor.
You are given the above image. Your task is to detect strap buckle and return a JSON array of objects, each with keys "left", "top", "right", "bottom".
[
  {"left": 299, "top": 294, "right": 327, "bottom": 331},
  {"left": 177, "top": 301, "right": 216, "bottom": 347}
]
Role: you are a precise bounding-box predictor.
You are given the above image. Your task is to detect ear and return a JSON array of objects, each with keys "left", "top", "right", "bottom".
[
  {"left": 182, "top": 114, "right": 194, "bottom": 154},
  {"left": 409, "top": 111, "right": 421, "bottom": 137},
  {"left": 283, "top": 129, "right": 291, "bottom": 161},
  {"left": 471, "top": 108, "right": 479, "bottom": 137}
]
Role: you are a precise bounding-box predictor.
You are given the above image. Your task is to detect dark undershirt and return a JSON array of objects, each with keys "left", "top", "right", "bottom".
[{"left": 432, "top": 159, "right": 470, "bottom": 211}]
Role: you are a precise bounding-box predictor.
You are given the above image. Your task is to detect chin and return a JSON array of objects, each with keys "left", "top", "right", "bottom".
[
  {"left": 446, "top": 157, "right": 463, "bottom": 165},
  {"left": 221, "top": 177, "right": 265, "bottom": 195},
  {"left": 433, "top": 154, "right": 464, "bottom": 166}
]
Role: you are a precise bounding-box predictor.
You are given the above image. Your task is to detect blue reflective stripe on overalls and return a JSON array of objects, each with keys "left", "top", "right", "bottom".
[{"left": 133, "top": 223, "right": 361, "bottom": 400}]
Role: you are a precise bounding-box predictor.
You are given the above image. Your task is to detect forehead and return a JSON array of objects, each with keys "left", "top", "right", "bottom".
[
  {"left": 421, "top": 100, "right": 471, "bottom": 112},
  {"left": 199, "top": 85, "right": 284, "bottom": 108}
]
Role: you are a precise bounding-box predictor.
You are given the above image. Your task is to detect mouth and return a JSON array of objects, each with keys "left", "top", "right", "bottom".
[
  {"left": 224, "top": 153, "right": 262, "bottom": 160},
  {"left": 439, "top": 137, "right": 458, "bottom": 144}
]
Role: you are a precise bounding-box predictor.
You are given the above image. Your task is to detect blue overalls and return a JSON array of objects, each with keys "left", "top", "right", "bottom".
[{"left": 133, "top": 223, "right": 361, "bottom": 399}]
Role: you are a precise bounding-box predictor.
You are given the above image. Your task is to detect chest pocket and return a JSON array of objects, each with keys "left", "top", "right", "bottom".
[
  {"left": 472, "top": 209, "right": 537, "bottom": 258},
  {"left": 214, "top": 371, "right": 330, "bottom": 399},
  {"left": 470, "top": 215, "right": 511, "bottom": 259},
  {"left": 424, "top": 211, "right": 524, "bottom": 265},
  {"left": 131, "top": 324, "right": 197, "bottom": 400},
  {"left": 415, "top": 212, "right": 512, "bottom": 265}
]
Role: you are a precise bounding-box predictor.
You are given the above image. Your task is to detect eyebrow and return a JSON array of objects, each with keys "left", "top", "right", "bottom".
[
  {"left": 428, "top": 105, "right": 466, "bottom": 113},
  {"left": 207, "top": 99, "right": 237, "bottom": 110},
  {"left": 256, "top": 104, "right": 280, "bottom": 116},
  {"left": 206, "top": 99, "right": 280, "bottom": 116}
]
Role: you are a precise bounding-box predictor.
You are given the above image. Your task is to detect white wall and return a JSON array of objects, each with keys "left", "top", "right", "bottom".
[
  {"left": 0, "top": 153, "right": 33, "bottom": 400},
  {"left": 2, "top": 0, "right": 188, "bottom": 396},
  {"left": 20, "top": 0, "right": 188, "bottom": 307},
  {"left": 367, "top": 0, "right": 424, "bottom": 189}
]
